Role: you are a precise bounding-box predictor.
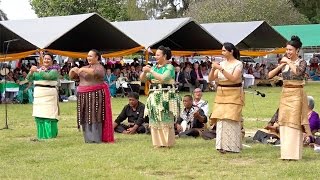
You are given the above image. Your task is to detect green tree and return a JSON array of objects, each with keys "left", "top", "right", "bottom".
[
  {"left": 29, "top": 0, "right": 129, "bottom": 21},
  {"left": 291, "top": 0, "right": 320, "bottom": 23},
  {"left": 126, "top": 0, "right": 148, "bottom": 20},
  {"left": 185, "top": 0, "right": 310, "bottom": 25},
  {"left": 138, "top": 0, "right": 197, "bottom": 19}
]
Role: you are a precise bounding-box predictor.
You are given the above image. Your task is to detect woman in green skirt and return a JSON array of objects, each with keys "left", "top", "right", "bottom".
[{"left": 27, "top": 53, "right": 59, "bottom": 139}]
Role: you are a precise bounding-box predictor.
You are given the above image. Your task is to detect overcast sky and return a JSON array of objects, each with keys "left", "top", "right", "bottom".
[{"left": 1, "top": 0, "right": 38, "bottom": 20}]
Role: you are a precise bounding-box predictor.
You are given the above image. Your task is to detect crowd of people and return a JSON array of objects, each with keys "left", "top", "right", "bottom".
[
  {"left": 2, "top": 49, "right": 320, "bottom": 104},
  {"left": 1, "top": 35, "right": 320, "bottom": 161}
]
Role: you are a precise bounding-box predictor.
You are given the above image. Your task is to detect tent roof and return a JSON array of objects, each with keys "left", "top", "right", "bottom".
[
  {"left": 0, "top": 13, "right": 140, "bottom": 53},
  {"left": 201, "top": 21, "right": 287, "bottom": 49},
  {"left": 112, "top": 18, "right": 222, "bottom": 51},
  {"left": 273, "top": 24, "right": 320, "bottom": 47},
  {"left": 0, "top": 24, "right": 38, "bottom": 53}
]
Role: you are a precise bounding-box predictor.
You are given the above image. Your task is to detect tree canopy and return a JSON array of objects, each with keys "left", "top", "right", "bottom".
[
  {"left": 29, "top": 0, "right": 315, "bottom": 25},
  {"left": 291, "top": 0, "right": 320, "bottom": 24},
  {"left": 29, "top": 0, "right": 146, "bottom": 21},
  {"left": 184, "top": 0, "right": 310, "bottom": 25}
]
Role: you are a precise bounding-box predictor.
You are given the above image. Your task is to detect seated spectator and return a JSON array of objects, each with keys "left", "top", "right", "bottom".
[
  {"left": 253, "top": 63, "right": 261, "bottom": 79},
  {"left": 128, "top": 65, "right": 139, "bottom": 82},
  {"left": 253, "top": 109, "right": 280, "bottom": 144},
  {"left": 243, "top": 63, "right": 249, "bottom": 74},
  {"left": 113, "top": 68, "right": 121, "bottom": 79},
  {"left": 128, "top": 65, "right": 140, "bottom": 93},
  {"left": 312, "top": 66, "right": 320, "bottom": 81},
  {"left": 183, "top": 66, "right": 195, "bottom": 86},
  {"left": 248, "top": 64, "right": 254, "bottom": 74},
  {"left": 5, "top": 71, "right": 15, "bottom": 82},
  {"left": 191, "top": 62, "right": 207, "bottom": 91},
  {"left": 120, "top": 68, "right": 129, "bottom": 81},
  {"left": 192, "top": 88, "right": 208, "bottom": 117},
  {"left": 52, "top": 60, "right": 61, "bottom": 71},
  {"left": 13, "top": 68, "right": 21, "bottom": 81},
  {"left": 136, "top": 65, "right": 142, "bottom": 75},
  {"left": 307, "top": 96, "right": 320, "bottom": 134},
  {"left": 60, "top": 69, "right": 70, "bottom": 80},
  {"left": 113, "top": 92, "right": 148, "bottom": 134},
  {"left": 175, "top": 66, "right": 184, "bottom": 91},
  {"left": 260, "top": 64, "right": 268, "bottom": 80},
  {"left": 176, "top": 95, "right": 207, "bottom": 138},
  {"left": 309, "top": 54, "right": 319, "bottom": 69},
  {"left": 201, "top": 65, "right": 209, "bottom": 77},
  {"left": 16, "top": 70, "right": 33, "bottom": 104},
  {"left": 104, "top": 69, "right": 117, "bottom": 97},
  {"left": 4, "top": 71, "right": 17, "bottom": 102}
]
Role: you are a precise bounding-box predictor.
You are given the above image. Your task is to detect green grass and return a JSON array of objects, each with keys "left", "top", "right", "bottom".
[{"left": 1, "top": 82, "right": 320, "bottom": 179}]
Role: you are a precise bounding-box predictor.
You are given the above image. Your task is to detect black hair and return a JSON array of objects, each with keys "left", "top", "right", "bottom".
[
  {"left": 223, "top": 42, "right": 240, "bottom": 60},
  {"left": 43, "top": 52, "right": 54, "bottom": 60},
  {"left": 157, "top": 45, "right": 172, "bottom": 60},
  {"left": 90, "top": 49, "right": 101, "bottom": 61},
  {"left": 287, "top": 35, "right": 302, "bottom": 50},
  {"left": 21, "top": 69, "right": 29, "bottom": 74},
  {"left": 184, "top": 94, "right": 193, "bottom": 101},
  {"left": 128, "top": 92, "right": 139, "bottom": 100}
]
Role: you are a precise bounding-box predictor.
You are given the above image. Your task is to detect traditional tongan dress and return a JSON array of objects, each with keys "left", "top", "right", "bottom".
[
  {"left": 77, "top": 64, "right": 114, "bottom": 143},
  {"left": 278, "top": 58, "right": 310, "bottom": 160},
  {"left": 210, "top": 60, "right": 244, "bottom": 153},
  {"left": 145, "top": 64, "right": 180, "bottom": 147},
  {"left": 27, "top": 68, "right": 59, "bottom": 139}
]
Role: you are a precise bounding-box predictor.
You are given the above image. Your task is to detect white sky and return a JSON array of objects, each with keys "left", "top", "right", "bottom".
[{"left": 1, "top": 0, "right": 38, "bottom": 20}]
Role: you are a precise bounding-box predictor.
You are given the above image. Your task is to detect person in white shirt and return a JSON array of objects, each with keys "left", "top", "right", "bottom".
[{"left": 193, "top": 88, "right": 209, "bottom": 117}]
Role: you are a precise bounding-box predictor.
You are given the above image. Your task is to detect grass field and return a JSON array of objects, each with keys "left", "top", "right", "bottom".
[{"left": 1, "top": 83, "right": 320, "bottom": 179}]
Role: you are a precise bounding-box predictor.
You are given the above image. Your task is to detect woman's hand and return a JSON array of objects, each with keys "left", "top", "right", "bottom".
[
  {"left": 30, "top": 66, "right": 38, "bottom": 72},
  {"left": 70, "top": 67, "right": 79, "bottom": 74},
  {"left": 211, "top": 62, "right": 222, "bottom": 70},
  {"left": 280, "top": 57, "right": 290, "bottom": 64},
  {"left": 142, "top": 65, "right": 152, "bottom": 73}
]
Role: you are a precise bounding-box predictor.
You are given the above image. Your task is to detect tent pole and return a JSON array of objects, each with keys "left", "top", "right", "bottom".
[{"left": 144, "top": 48, "right": 150, "bottom": 95}]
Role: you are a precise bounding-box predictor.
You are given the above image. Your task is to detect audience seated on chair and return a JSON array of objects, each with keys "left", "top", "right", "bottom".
[
  {"left": 191, "top": 62, "right": 207, "bottom": 91},
  {"left": 174, "top": 66, "right": 184, "bottom": 91}
]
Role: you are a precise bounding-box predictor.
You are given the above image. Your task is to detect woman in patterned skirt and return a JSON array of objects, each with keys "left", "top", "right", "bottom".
[
  {"left": 208, "top": 42, "right": 244, "bottom": 153},
  {"left": 69, "top": 49, "right": 114, "bottom": 143},
  {"left": 140, "top": 45, "right": 180, "bottom": 148},
  {"left": 268, "top": 36, "right": 312, "bottom": 160}
]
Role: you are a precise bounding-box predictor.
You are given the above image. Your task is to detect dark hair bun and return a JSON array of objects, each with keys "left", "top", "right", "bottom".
[
  {"left": 291, "top": 35, "right": 301, "bottom": 42},
  {"left": 287, "top": 35, "right": 302, "bottom": 49},
  {"left": 157, "top": 45, "right": 172, "bottom": 60}
]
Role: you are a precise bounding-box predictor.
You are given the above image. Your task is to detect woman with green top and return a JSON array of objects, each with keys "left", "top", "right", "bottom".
[
  {"left": 140, "top": 46, "right": 180, "bottom": 148},
  {"left": 17, "top": 70, "right": 33, "bottom": 104},
  {"left": 27, "top": 53, "right": 60, "bottom": 139}
]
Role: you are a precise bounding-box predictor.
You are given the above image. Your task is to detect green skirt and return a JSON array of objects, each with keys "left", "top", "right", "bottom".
[{"left": 35, "top": 117, "right": 58, "bottom": 139}]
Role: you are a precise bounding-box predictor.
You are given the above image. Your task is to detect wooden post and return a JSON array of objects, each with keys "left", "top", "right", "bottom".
[{"left": 144, "top": 49, "right": 150, "bottom": 96}]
